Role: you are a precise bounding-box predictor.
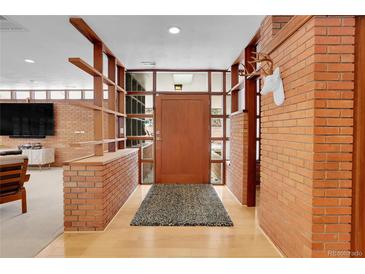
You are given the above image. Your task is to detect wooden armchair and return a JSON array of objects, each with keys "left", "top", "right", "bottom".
[{"left": 0, "top": 155, "right": 30, "bottom": 213}]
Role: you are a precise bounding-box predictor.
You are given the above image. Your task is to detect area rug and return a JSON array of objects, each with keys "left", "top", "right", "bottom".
[{"left": 130, "top": 184, "right": 233, "bottom": 226}]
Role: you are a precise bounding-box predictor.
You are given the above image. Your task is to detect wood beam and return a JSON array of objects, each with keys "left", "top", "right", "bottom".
[{"left": 69, "top": 58, "right": 102, "bottom": 77}]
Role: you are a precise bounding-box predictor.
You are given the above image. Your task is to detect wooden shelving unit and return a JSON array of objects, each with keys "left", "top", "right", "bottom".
[{"left": 68, "top": 17, "right": 127, "bottom": 156}]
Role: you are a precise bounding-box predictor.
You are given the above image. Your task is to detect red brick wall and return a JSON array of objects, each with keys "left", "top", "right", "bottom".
[
  {"left": 311, "top": 16, "right": 355, "bottom": 258},
  {"left": 227, "top": 111, "right": 248, "bottom": 204},
  {"left": 63, "top": 149, "right": 139, "bottom": 231},
  {"left": 258, "top": 16, "right": 355, "bottom": 257},
  {"left": 0, "top": 101, "right": 93, "bottom": 165},
  {"left": 0, "top": 100, "right": 110, "bottom": 166}
]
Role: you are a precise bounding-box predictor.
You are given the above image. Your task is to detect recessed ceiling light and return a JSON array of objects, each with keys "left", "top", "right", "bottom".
[
  {"left": 24, "top": 59, "right": 35, "bottom": 63},
  {"left": 168, "top": 26, "right": 181, "bottom": 34}
]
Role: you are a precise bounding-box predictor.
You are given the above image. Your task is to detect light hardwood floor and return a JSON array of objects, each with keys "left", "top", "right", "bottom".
[{"left": 36, "top": 185, "right": 282, "bottom": 258}]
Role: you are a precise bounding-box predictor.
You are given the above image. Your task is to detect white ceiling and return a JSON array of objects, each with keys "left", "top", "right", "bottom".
[{"left": 0, "top": 15, "right": 264, "bottom": 89}]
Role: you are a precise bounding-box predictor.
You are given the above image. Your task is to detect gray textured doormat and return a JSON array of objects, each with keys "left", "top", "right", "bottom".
[{"left": 130, "top": 184, "right": 233, "bottom": 227}]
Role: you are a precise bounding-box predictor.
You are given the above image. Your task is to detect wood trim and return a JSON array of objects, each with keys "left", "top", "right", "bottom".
[
  {"left": 138, "top": 147, "right": 142, "bottom": 184},
  {"left": 69, "top": 101, "right": 126, "bottom": 117},
  {"left": 352, "top": 15, "right": 365, "bottom": 257},
  {"left": 69, "top": 17, "right": 127, "bottom": 155},
  {"left": 127, "top": 69, "right": 227, "bottom": 72},
  {"left": 70, "top": 138, "right": 127, "bottom": 147},
  {"left": 231, "top": 64, "right": 239, "bottom": 113},
  {"left": 69, "top": 58, "right": 102, "bottom": 77},
  {"left": 222, "top": 71, "right": 227, "bottom": 185},
  {"left": 262, "top": 16, "right": 313, "bottom": 54},
  {"left": 227, "top": 79, "right": 244, "bottom": 95},
  {"left": 127, "top": 136, "right": 154, "bottom": 141},
  {"left": 245, "top": 43, "right": 257, "bottom": 207},
  {"left": 210, "top": 159, "right": 224, "bottom": 163},
  {"left": 141, "top": 159, "right": 154, "bottom": 163},
  {"left": 69, "top": 17, "right": 125, "bottom": 68},
  {"left": 127, "top": 114, "right": 154, "bottom": 119}
]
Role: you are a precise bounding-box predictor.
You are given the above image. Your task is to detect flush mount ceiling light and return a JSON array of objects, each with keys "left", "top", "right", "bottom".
[
  {"left": 24, "top": 59, "right": 35, "bottom": 63},
  {"left": 141, "top": 61, "right": 156, "bottom": 66},
  {"left": 168, "top": 26, "right": 181, "bottom": 34}
]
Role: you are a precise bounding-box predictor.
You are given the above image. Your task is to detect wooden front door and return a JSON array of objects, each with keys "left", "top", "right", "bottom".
[{"left": 155, "top": 94, "right": 210, "bottom": 184}]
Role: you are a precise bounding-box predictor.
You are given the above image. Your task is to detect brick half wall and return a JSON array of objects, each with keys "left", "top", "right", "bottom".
[
  {"left": 63, "top": 149, "right": 139, "bottom": 231},
  {"left": 227, "top": 111, "right": 248, "bottom": 204}
]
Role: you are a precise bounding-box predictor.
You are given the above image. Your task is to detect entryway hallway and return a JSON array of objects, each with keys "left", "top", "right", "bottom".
[{"left": 37, "top": 185, "right": 281, "bottom": 258}]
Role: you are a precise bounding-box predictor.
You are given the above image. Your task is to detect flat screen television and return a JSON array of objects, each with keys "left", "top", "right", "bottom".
[{"left": 0, "top": 103, "right": 55, "bottom": 138}]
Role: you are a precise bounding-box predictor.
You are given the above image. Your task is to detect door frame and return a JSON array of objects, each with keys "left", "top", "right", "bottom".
[
  {"left": 126, "top": 69, "right": 229, "bottom": 185},
  {"left": 154, "top": 93, "right": 210, "bottom": 184}
]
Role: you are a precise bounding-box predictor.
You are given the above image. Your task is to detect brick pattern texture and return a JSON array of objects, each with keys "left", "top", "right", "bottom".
[
  {"left": 0, "top": 100, "right": 111, "bottom": 166},
  {"left": 258, "top": 16, "right": 354, "bottom": 257},
  {"left": 63, "top": 150, "right": 138, "bottom": 231},
  {"left": 227, "top": 112, "right": 248, "bottom": 204},
  {"left": 0, "top": 101, "right": 93, "bottom": 165}
]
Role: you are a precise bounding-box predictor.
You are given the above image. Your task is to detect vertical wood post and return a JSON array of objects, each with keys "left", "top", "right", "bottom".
[
  {"left": 93, "top": 42, "right": 104, "bottom": 156},
  {"left": 108, "top": 55, "right": 117, "bottom": 152},
  {"left": 245, "top": 44, "right": 257, "bottom": 207},
  {"left": 352, "top": 15, "right": 365, "bottom": 257},
  {"left": 231, "top": 64, "right": 239, "bottom": 113}
]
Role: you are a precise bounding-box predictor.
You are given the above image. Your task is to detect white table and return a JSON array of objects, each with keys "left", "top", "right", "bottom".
[{"left": 21, "top": 148, "right": 55, "bottom": 168}]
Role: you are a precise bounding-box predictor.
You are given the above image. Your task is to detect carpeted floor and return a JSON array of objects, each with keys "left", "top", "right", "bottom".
[
  {"left": 0, "top": 168, "right": 63, "bottom": 257},
  {"left": 130, "top": 184, "right": 233, "bottom": 226}
]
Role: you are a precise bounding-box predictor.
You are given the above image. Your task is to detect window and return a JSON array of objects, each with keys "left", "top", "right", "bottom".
[
  {"left": 211, "top": 118, "right": 223, "bottom": 138},
  {"left": 0, "top": 91, "right": 11, "bottom": 99},
  {"left": 211, "top": 163, "right": 223, "bottom": 185},
  {"left": 68, "top": 90, "right": 82, "bottom": 99},
  {"left": 212, "top": 72, "right": 223, "bottom": 92},
  {"left": 84, "top": 91, "right": 94, "bottom": 99},
  {"left": 142, "top": 163, "right": 154, "bottom": 184},
  {"left": 50, "top": 91, "right": 65, "bottom": 100},
  {"left": 211, "top": 95, "right": 223, "bottom": 115},
  {"left": 126, "top": 72, "right": 153, "bottom": 91},
  {"left": 103, "top": 90, "right": 108, "bottom": 100},
  {"left": 211, "top": 141, "right": 223, "bottom": 160},
  {"left": 34, "top": 91, "right": 47, "bottom": 99},
  {"left": 156, "top": 72, "right": 208, "bottom": 92},
  {"left": 16, "top": 91, "right": 30, "bottom": 99}
]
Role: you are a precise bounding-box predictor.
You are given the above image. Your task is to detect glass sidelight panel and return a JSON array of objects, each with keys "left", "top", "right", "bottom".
[
  {"left": 211, "top": 141, "right": 223, "bottom": 160},
  {"left": 142, "top": 163, "right": 154, "bottom": 184},
  {"left": 226, "top": 141, "right": 230, "bottom": 160},
  {"left": 34, "top": 91, "right": 47, "bottom": 100},
  {"left": 126, "top": 118, "right": 153, "bottom": 137},
  {"left": 0, "top": 91, "right": 11, "bottom": 99},
  {"left": 156, "top": 72, "right": 208, "bottom": 91},
  {"left": 126, "top": 95, "right": 153, "bottom": 114},
  {"left": 16, "top": 91, "right": 30, "bottom": 99},
  {"left": 211, "top": 95, "right": 223, "bottom": 115},
  {"left": 226, "top": 72, "right": 231, "bottom": 92},
  {"left": 211, "top": 118, "right": 223, "bottom": 138},
  {"left": 142, "top": 141, "right": 154, "bottom": 160},
  {"left": 226, "top": 95, "right": 231, "bottom": 115},
  {"left": 212, "top": 72, "right": 223, "bottom": 92},
  {"left": 126, "top": 72, "right": 153, "bottom": 91},
  {"left": 211, "top": 163, "right": 223, "bottom": 185},
  {"left": 226, "top": 118, "right": 230, "bottom": 138}
]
